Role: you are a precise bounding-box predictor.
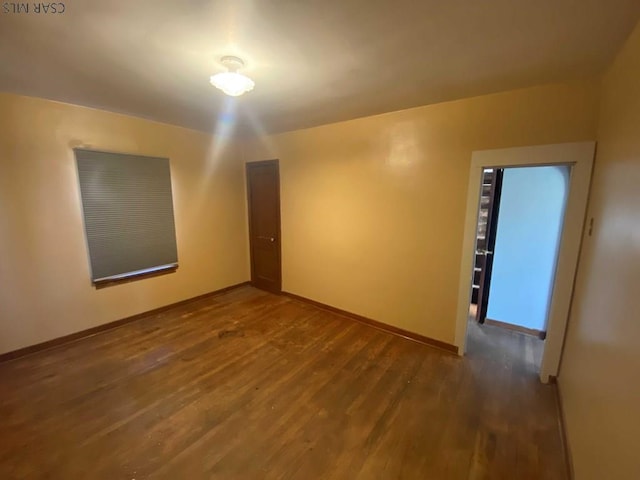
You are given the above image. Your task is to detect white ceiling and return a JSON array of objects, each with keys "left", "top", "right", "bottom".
[{"left": 1, "top": 0, "right": 639, "bottom": 134}]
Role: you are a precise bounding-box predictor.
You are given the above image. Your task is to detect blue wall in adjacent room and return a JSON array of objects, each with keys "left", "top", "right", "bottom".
[{"left": 486, "top": 166, "right": 569, "bottom": 331}]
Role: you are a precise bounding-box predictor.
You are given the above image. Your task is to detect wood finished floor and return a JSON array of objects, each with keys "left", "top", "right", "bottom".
[{"left": 0, "top": 287, "right": 565, "bottom": 479}]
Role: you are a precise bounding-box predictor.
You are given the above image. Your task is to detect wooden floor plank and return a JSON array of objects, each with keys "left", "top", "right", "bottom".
[{"left": 0, "top": 286, "right": 565, "bottom": 479}]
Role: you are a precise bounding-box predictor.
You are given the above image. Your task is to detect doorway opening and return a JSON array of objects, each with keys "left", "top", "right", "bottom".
[
  {"left": 454, "top": 142, "right": 595, "bottom": 382},
  {"left": 467, "top": 165, "right": 570, "bottom": 373}
]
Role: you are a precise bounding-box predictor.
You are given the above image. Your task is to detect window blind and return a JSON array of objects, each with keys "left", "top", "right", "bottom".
[{"left": 75, "top": 149, "right": 178, "bottom": 283}]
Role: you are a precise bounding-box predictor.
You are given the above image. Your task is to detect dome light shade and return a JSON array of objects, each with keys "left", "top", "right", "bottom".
[
  {"left": 210, "top": 71, "right": 255, "bottom": 96},
  {"left": 210, "top": 56, "right": 255, "bottom": 97}
]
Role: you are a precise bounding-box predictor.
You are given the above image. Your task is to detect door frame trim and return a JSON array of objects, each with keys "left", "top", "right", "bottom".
[
  {"left": 453, "top": 142, "right": 595, "bottom": 382},
  {"left": 245, "top": 159, "right": 282, "bottom": 293}
]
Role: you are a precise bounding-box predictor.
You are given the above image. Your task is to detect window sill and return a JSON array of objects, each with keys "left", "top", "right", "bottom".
[{"left": 93, "top": 265, "right": 178, "bottom": 289}]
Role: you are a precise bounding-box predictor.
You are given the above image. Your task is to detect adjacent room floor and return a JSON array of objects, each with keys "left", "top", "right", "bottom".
[
  {"left": 468, "top": 303, "right": 544, "bottom": 374},
  {"left": 0, "top": 286, "right": 566, "bottom": 479}
]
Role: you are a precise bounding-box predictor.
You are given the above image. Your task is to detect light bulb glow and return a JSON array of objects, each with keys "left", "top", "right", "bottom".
[{"left": 210, "top": 71, "right": 255, "bottom": 97}]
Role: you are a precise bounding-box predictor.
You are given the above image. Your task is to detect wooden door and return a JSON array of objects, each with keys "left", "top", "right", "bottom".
[
  {"left": 476, "top": 168, "right": 504, "bottom": 323},
  {"left": 246, "top": 160, "right": 282, "bottom": 293}
]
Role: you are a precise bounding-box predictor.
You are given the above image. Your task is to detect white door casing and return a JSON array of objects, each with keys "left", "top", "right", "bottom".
[{"left": 454, "top": 142, "right": 595, "bottom": 382}]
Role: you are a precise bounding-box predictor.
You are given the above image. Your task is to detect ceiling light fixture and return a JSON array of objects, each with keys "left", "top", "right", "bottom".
[{"left": 210, "top": 56, "right": 255, "bottom": 97}]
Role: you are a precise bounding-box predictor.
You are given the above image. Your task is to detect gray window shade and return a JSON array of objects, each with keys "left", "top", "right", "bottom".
[{"left": 75, "top": 149, "right": 178, "bottom": 283}]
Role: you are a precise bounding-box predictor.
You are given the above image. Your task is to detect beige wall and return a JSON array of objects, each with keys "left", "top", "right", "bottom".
[
  {"left": 244, "top": 80, "right": 600, "bottom": 345},
  {"left": 0, "top": 93, "right": 250, "bottom": 354},
  {"left": 559, "top": 22, "right": 640, "bottom": 480}
]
